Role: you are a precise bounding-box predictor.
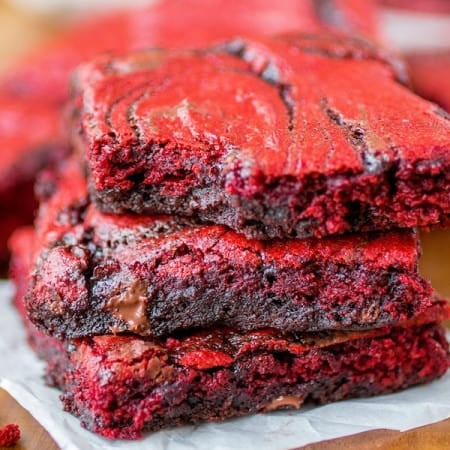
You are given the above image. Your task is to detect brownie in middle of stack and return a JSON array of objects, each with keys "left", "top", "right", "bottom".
[{"left": 17, "top": 32, "right": 450, "bottom": 439}]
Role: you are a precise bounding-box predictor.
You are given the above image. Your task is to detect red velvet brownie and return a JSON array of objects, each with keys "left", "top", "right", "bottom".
[
  {"left": 23, "top": 159, "right": 440, "bottom": 340},
  {"left": 74, "top": 33, "right": 450, "bottom": 240},
  {"left": 54, "top": 322, "right": 450, "bottom": 439},
  {"left": 0, "top": 0, "right": 378, "bottom": 268},
  {"left": 406, "top": 51, "right": 450, "bottom": 113}
]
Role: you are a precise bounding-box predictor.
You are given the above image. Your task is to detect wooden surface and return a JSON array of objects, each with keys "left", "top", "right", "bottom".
[
  {"left": 0, "top": 2, "right": 449, "bottom": 449},
  {"left": 420, "top": 229, "right": 450, "bottom": 298},
  {"left": 0, "top": 389, "right": 57, "bottom": 450},
  {"left": 297, "top": 418, "right": 450, "bottom": 450}
]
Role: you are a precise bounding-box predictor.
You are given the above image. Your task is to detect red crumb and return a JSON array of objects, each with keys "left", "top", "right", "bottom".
[{"left": 0, "top": 424, "right": 20, "bottom": 447}]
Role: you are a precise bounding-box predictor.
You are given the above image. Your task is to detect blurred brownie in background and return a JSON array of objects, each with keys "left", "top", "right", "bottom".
[
  {"left": 379, "top": 0, "right": 450, "bottom": 14},
  {"left": 0, "top": 89, "right": 67, "bottom": 272},
  {"left": 406, "top": 51, "right": 450, "bottom": 112}
]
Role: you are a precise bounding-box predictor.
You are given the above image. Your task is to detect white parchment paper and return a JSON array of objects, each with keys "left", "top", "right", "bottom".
[{"left": 0, "top": 281, "right": 449, "bottom": 450}]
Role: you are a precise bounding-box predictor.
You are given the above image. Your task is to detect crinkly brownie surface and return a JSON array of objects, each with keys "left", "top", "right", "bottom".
[
  {"left": 25, "top": 159, "right": 440, "bottom": 339},
  {"left": 75, "top": 33, "right": 450, "bottom": 239}
]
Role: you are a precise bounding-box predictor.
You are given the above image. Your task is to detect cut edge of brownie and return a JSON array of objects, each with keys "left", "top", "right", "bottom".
[
  {"left": 37, "top": 322, "right": 450, "bottom": 440},
  {"left": 26, "top": 236, "right": 444, "bottom": 340},
  {"left": 9, "top": 227, "right": 67, "bottom": 386},
  {"left": 90, "top": 163, "right": 450, "bottom": 240}
]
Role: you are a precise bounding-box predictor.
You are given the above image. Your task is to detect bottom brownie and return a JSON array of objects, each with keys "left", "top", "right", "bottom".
[
  {"left": 9, "top": 228, "right": 450, "bottom": 440},
  {"left": 47, "top": 323, "right": 450, "bottom": 440}
]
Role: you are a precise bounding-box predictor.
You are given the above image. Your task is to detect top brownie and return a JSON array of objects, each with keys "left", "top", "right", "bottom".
[{"left": 74, "top": 33, "right": 450, "bottom": 239}]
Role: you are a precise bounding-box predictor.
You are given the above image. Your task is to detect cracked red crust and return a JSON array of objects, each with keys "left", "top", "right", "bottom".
[{"left": 74, "top": 33, "right": 450, "bottom": 240}]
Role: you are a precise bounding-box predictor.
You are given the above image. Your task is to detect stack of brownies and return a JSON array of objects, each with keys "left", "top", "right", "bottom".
[{"left": 9, "top": 32, "right": 450, "bottom": 440}]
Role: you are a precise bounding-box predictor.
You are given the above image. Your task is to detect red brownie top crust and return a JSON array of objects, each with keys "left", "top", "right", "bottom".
[
  {"left": 72, "top": 33, "right": 450, "bottom": 240},
  {"left": 77, "top": 33, "right": 448, "bottom": 193}
]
